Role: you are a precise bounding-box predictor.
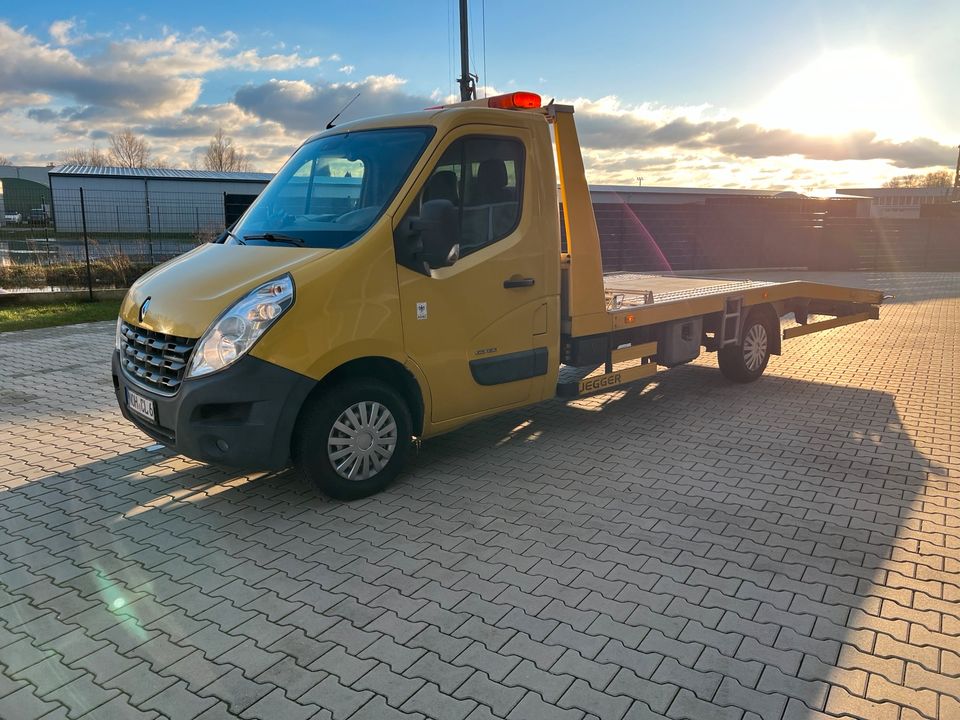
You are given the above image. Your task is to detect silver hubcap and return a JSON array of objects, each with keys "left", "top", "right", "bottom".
[
  {"left": 742, "top": 323, "right": 768, "bottom": 371},
  {"left": 328, "top": 401, "right": 397, "bottom": 481}
]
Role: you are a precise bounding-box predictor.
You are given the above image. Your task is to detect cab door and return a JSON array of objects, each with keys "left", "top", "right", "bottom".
[{"left": 395, "top": 126, "right": 549, "bottom": 424}]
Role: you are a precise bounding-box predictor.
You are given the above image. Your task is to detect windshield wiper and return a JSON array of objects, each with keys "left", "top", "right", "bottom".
[
  {"left": 243, "top": 233, "right": 305, "bottom": 247},
  {"left": 220, "top": 229, "right": 244, "bottom": 244}
]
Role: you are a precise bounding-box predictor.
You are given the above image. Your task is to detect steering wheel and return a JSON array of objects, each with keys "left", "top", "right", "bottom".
[
  {"left": 263, "top": 204, "right": 294, "bottom": 228},
  {"left": 334, "top": 206, "right": 379, "bottom": 227}
]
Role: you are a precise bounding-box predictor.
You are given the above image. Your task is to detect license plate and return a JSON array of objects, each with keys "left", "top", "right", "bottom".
[{"left": 126, "top": 388, "right": 156, "bottom": 422}]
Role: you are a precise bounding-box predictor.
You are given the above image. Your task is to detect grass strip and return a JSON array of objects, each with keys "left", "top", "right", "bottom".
[{"left": 0, "top": 299, "right": 121, "bottom": 332}]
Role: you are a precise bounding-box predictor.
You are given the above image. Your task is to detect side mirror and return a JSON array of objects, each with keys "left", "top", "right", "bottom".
[{"left": 396, "top": 199, "right": 460, "bottom": 273}]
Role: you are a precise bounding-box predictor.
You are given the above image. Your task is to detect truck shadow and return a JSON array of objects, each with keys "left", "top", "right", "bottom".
[
  {"left": 7, "top": 362, "right": 953, "bottom": 719},
  {"left": 401, "top": 363, "right": 952, "bottom": 716}
]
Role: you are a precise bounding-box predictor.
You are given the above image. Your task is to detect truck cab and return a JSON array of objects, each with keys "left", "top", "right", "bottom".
[
  {"left": 114, "top": 93, "right": 566, "bottom": 498},
  {"left": 112, "top": 92, "right": 882, "bottom": 499}
]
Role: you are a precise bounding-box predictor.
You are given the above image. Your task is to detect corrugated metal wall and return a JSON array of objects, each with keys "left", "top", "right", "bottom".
[
  {"left": 589, "top": 199, "right": 960, "bottom": 272},
  {"left": 49, "top": 177, "right": 269, "bottom": 233}
]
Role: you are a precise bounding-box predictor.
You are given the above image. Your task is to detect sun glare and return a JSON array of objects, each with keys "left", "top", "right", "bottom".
[{"left": 756, "top": 48, "right": 929, "bottom": 141}]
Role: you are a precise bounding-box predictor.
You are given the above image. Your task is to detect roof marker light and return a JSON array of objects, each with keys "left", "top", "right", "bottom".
[
  {"left": 488, "top": 92, "right": 541, "bottom": 110},
  {"left": 425, "top": 91, "right": 542, "bottom": 111}
]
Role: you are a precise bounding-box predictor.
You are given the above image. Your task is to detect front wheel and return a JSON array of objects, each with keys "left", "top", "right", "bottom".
[
  {"left": 718, "top": 311, "right": 774, "bottom": 383},
  {"left": 293, "top": 379, "right": 412, "bottom": 500}
]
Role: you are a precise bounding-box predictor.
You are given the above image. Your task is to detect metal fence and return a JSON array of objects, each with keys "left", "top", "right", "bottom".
[
  {"left": 1, "top": 186, "right": 242, "bottom": 294},
  {"left": 590, "top": 198, "right": 960, "bottom": 273},
  {"left": 3, "top": 186, "right": 959, "bottom": 295}
]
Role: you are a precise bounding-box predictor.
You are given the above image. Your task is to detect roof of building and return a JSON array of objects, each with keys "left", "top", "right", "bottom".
[
  {"left": 49, "top": 165, "right": 274, "bottom": 182},
  {"left": 0, "top": 165, "right": 53, "bottom": 184},
  {"left": 837, "top": 186, "right": 955, "bottom": 196},
  {"left": 589, "top": 184, "right": 779, "bottom": 196}
]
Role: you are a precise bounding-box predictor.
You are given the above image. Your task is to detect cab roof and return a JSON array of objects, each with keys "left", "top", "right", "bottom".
[{"left": 303, "top": 91, "right": 547, "bottom": 145}]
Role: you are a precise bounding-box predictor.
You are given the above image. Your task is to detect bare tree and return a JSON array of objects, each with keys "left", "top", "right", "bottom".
[
  {"left": 201, "top": 128, "right": 253, "bottom": 172},
  {"left": 0, "top": 155, "right": 12, "bottom": 166},
  {"left": 109, "top": 128, "right": 152, "bottom": 168},
  {"left": 60, "top": 143, "right": 108, "bottom": 167},
  {"left": 150, "top": 157, "right": 175, "bottom": 170},
  {"left": 883, "top": 170, "right": 952, "bottom": 188}
]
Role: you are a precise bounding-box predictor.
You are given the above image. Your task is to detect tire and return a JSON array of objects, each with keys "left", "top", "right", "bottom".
[
  {"left": 718, "top": 310, "right": 773, "bottom": 383},
  {"left": 293, "top": 379, "right": 412, "bottom": 500}
]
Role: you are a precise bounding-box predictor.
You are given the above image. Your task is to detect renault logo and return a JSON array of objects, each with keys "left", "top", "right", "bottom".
[{"left": 139, "top": 297, "right": 151, "bottom": 323}]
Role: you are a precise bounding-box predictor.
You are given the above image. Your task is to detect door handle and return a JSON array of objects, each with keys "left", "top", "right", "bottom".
[{"left": 503, "top": 277, "right": 535, "bottom": 289}]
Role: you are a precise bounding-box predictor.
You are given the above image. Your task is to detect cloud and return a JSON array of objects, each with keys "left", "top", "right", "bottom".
[
  {"left": 0, "top": 22, "right": 203, "bottom": 116},
  {"left": 25, "top": 107, "right": 58, "bottom": 122},
  {"left": 233, "top": 75, "right": 433, "bottom": 132},
  {"left": 572, "top": 99, "right": 956, "bottom": 169},
  {"left": 48, "top": 18, "right": 91, "bottom": 45},
  {"left": 1, "top": 19, "right": 954, "bottom": 189},
  {"left": 95, "top": 30, "right": 324, "bottom": 76},
  {"left": 232, "top": 49, "right": 321, "bottom": 71},
  {"left": 0, "top": 21, "right": 328, "bottom": 122},
  {"left": 0, "top": 92, "right": 52, "bottom": 113}
]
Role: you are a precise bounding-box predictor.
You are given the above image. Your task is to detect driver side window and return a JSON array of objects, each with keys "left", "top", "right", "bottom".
[{"left": 411, "top": 135, "right": 524, "bottom": 257}]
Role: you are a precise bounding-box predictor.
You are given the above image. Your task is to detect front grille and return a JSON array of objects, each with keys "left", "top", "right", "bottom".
[{"left": 120, "top": 321, "right": 197, "bottom": 394}]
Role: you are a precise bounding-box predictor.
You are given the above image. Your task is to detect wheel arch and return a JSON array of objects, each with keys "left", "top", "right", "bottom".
[
  {"left": 748, "top": 302, "right": 781, "bottom": 356},
  {"left": 299, "top": 356, "right": 426, "bottom": 437}
]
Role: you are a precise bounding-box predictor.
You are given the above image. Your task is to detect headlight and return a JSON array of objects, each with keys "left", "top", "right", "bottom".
[
  {"left": 115, "top": 316, "right": 123, "bottom": 351},
  {"left": 187, "top": 274, "right": 294, "bottom": 378}
]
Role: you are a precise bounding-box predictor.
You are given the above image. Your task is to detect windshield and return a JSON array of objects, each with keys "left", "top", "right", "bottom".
[{"left": 231, "top": 127, "right": 435, "bottom": 248}]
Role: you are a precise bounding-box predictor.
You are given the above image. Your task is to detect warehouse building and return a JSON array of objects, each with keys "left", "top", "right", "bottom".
[
  {"left": 49, "top": 166, "right": 273, "bottom": 234},
  {"left": 589, "top": 184, "right": 780, "bottom": 205},
  {"left": 835, "top": 186, "right": 957, "bottom": 219},
  {"left": 0, "top": 165, "right": 53, "bottom": 221}
]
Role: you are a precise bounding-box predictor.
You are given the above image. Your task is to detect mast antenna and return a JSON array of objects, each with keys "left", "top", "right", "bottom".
[{"left": 457, "top": 0, "right": 477, "bottom": 101}]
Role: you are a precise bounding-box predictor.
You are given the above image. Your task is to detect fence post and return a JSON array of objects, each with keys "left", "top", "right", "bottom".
[
  {"left": 692, "top": 206, "right": 702, "bottom": 270},
  {"left": 144, "top": 180, "right": 155, "bottom": 264},
  {"left": 922, "top": 217, "right": 933, "bottom": 271},
  {"left": 79, "top": 187, "right": 94, "bottom": 301},
  {"left": 618, "top": 204, "right": 626, "bottom": 272}
]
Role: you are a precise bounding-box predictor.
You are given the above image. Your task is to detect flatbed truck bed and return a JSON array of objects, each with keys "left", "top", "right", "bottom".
[
  {"left": 604, "top": 273, "right": 776, "bottom": 305},
  {"left": 557, "top": 267, "right": 882, "bottom": 397},
  {"left": 600, "top": 272, "right": 880, "bottom": 330}
]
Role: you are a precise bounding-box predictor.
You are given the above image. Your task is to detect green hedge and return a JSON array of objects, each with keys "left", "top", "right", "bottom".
[{"left": 0, "top": 259, "right": 154, "bottom": 290}]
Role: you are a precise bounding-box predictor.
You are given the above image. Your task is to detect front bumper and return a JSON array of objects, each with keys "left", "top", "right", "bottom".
[{"left": 112, "top": 351, "right": 315, "bottom": 469}]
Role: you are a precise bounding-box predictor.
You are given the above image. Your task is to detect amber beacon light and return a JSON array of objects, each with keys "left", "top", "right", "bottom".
[
  {"left": 427, "top": 91, "right": 542, "bottom": 111},
  {"left": 487, "top": 91, "right": 542, "bottom": 109}
]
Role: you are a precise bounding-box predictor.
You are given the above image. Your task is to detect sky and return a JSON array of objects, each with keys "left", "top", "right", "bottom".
[{"left": 1, "top": 0, "right": 958, "bottom": 191}]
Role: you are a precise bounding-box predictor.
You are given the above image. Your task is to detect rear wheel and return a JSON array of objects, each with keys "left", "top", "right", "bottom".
[
  {"left": 718, "top": 311, "right": 773, "bottom": 382},
  {"left": 293, "top": 379, "right": 412, "bottom": 500}
]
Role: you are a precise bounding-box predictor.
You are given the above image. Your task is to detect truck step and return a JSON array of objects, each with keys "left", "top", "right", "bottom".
[{"left": 720, "top": 297, "right": 743, "bottom": 347}]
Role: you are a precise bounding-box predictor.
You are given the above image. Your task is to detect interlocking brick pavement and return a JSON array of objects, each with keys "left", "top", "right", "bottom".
[{"left": 1, "top": 271, "right": 958, "bottom": 720}]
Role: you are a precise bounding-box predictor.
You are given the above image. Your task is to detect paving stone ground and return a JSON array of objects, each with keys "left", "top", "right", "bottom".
[{"left": 0, "top": 271, "right": 958, "bottom": 720}]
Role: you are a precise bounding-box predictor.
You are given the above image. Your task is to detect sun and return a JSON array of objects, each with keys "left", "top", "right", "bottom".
[{"left": 755, "top": 48, "right": 930, "bottom": 141}]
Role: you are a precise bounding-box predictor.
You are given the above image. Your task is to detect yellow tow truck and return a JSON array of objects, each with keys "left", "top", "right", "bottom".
[{"left": 113, "top": 91, "right": 883, "bottom": 498}]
